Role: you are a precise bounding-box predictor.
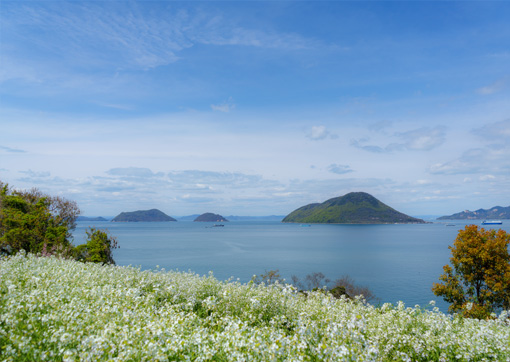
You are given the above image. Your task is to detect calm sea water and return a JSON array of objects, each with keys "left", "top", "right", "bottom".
[{"left": 74, "top": 220, "right": 510, "bottom": 312}]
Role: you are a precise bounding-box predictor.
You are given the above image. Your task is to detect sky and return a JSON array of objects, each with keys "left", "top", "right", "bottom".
[{"left": 1, "top": 0, "right": 510, "bottom": 218}]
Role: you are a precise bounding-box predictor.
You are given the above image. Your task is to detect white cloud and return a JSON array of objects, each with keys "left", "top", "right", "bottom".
[
  {"left": 1, "top": 2, "right": 189, "bottom": 74},
  {"left": 211, "top": 97, "right": 235, "bottom": 113},
  {"left": 479, "top": 174, "right": 495, "bottom": 181},
  {"left": 473, "top": 119, "right": 510, "bottom": 143},
  {"left": 477, "top": 79, "right": 507, "bottom": 95},
  {"left": 428, "top": 146, "right": 510, "bottom": 176},
  {"left": 19, "top": 170, "right": 51, "bottom": 178},
  {"left": 428, "top": 148, "right": 484, "bottom": 175},
  {"left": 195, "top": 24, "right": 318, "bottom": 50},
  {"left": 1, "top": 2, "right": 319, "bottom": 86},
  {"left": 306, "top": 126, "right": 337, "bottom": 141},
  {"left": 351, "top": 126, "right": 447, "bottom": 153},
  {"left": 327, "top": 164, "right": 354, "bottom": 175},
  {"left": 106, "top": 167, "right": 163, "bottom": 178},
  {"left": 397, "top": 127, "right": 446, "bottom": 151}
]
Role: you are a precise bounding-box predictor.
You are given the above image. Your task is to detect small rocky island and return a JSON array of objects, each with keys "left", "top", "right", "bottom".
[
  {"left": 194, "top": 213, "right": 229, "bottom": 222},
  {"left": 438, "top": 206, "right": 510, "bottom": 220},
  {"left": 112, "top": 209, "right": 177, "bottom": 222},
  {"left": 282, "top": 192, "right": 425, "bottom": 224}
]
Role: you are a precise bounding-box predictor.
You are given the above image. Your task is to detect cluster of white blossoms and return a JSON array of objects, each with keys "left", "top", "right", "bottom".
[{"left": 1, "top": 253, "right": 509, "bottom": 361}]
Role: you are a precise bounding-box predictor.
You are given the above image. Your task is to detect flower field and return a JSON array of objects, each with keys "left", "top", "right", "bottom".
[{"left": 1, "top": 253, "right": 509, "bottom": 361}]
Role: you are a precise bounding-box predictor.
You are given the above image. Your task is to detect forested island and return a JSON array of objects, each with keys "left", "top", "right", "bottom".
[
  {"left": 194, "top": 213, "right": 229, "bottom": 222},
  {"left": 112, "top": 209, "right": 177, "bottom": 222},
  {"left": 438, "top": 205, "right": 510, "bottom": 220},
  {"left": 282, "top": 192, "right": 425, "bottom": 224}
]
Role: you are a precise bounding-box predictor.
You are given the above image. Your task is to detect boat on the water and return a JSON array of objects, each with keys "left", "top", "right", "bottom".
[{"left": 481, "top": 220, "right": 503, "bottom": 225}]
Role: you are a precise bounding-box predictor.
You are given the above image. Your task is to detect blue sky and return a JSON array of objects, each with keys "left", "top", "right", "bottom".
[{"left": 1, "top": 1, "right": 510, "bottom": 217}]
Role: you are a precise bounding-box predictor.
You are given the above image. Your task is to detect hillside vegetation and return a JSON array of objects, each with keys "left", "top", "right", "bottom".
[
  {"left": 283, "top": 192, "right": 425, "bottom": 224},
  {"left": 1, "top": 253, "right": 509, "bottom": 361},
  {"left": 194, "top": 213, "right": 228, "bottom": 222},
  {"left": 112, "top": 209, "right": 176, "bottom": 222}
]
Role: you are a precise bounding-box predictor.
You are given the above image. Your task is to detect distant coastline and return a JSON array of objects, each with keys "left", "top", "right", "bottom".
[
  {"left": 77, "top": 216, "right": 109, "bottom": 222},
  {"left": 438, "top": 205, "right": 510, "bottom": 220}
]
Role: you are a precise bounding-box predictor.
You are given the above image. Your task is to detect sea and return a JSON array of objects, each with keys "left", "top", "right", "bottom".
[{"left": 73, "top": 219, "right": 510, "bottom": 312}]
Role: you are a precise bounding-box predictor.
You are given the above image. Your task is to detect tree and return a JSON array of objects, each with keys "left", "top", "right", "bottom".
[
  {"left": 0, "top": 182, "right": 79, "bottom": 257},
  {"left": 291, "top": 272, "right": 377, "bottom": 302},
  {"left": 0, "top": 181, "right": 118, "bottom": 265},
  {"left": 432, "top": 225, "right": 510, "bottom": 318},
  {"left": 252, "top": 269, "right": 284, "bottom": 284},
  {"left": 74, "top": 228, "right": 118, "bottom": 265},
  {"left": 332, "top": 275, "right": 378, "bottom": 303},
  {"left": 291, "top": 272, "right": 330, "bottom": 291}
]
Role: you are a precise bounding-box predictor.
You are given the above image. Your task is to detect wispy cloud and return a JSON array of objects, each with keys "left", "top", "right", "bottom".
[
  {"left": 396, "top": 127, "right": 447, "bottom": 151},
  {"left": 0, "top": 145, "right": 26, "bottom": 153},
  {"left": 197, "top": 27, "right": 317, "bottom": 50},
  {"left": 427, "top": 119, "right": 510, "bottom": 177},
  {"left": 1, "top": 2, "right": 319, "bottom": 84},
  {"left": 351, "top": 126, "right": 447, "bottom": 153},
  {"left": 477, "top": 78, "right": 508, "bottom": 95},
  {"left": 211, "top": 97, "right": 235, "bottom": 113},
  {"left": 479, "top": 174, "right": 496, "bottom": 181},
  {"left": 19, "top": 170, "right": 51, "bottom": 178},
  {"left": 179, "top": 195, "right": 216, "bottom": 204},
  {"left": 428, "top": 146, "right": 510, "bottom": 176},
  {"left": 368, "top": 120, "right": 393, "bottom": 133},
  {"left": 167, "top": 170, "right": 278, "bottom": 189},
  {"left": 306, "top": 125, "right": 337, "bottom": 141},
  {"left": 106, "top": 167, "right": 164, "bottom": 178},
  {"left": 2, "top": 3, "right": 189, "bottom": 74},
  {"left": 327, "top": 164, "right": 354, "bottom": 175},
  {"left": 472, "top": 119, "right": 510, "bottom": 143},
  {"left": 95, "top": 102, "right": 135, "bottom": 111}
]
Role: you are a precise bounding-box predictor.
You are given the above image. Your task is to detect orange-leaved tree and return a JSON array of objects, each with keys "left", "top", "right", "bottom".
[{"left": 432, "top": 225, "right": 510, "bottom": 318}]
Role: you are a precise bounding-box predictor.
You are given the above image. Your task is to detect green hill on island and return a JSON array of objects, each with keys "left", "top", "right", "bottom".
[
  {"left": 282, "top": 192, "right": 425, "bottom": 224},
  {"left": 438, "top": 205, "right": 510, "bottom": 220},
  {"left": 194, "top": 213, "right": 229, "bottom": 222},
  {"left": 112, "top": 209, "right": 176, "bottom": 222}
]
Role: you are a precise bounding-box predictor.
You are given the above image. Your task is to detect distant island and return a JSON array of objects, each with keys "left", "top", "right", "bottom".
[
  {"left": 282, "top": 192, "right": 426, "bottom": 224},
  {"left": 178, "top": 214, "right": 201, "bottom": 221},
  {"left": 226, "top": 215, "right": 284, "bottom": 221},
  {"left": 438, "top": 206, "right": 510, "bottom": 220},
  {"left": 194, "top": 213, "right": 229, "bottom": 222},
  {"left": 112, "top": 209, "right": 177, "bottom": 222},
  {"left": 179, "top": 215, "right": 284, "bottom": 221},
  {"left": 77, "top": 216, "right": 109, "bottom": 221}
]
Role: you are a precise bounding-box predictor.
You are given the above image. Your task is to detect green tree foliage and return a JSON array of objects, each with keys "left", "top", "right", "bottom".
[
  {"left": 0, "top": 182, "right": 79, "bottom": 257},
  {"left": 74, "top": 228, "right": 118, "bottom": 265},
  {"left": 282, "top": 192, "right": 425, "bottom": 224},
  {"left": 432, "top": 225, "right": 510, "bottom": 318},
  {"left": 0, "top": 181, "right": 118, "bottom": 265}
]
